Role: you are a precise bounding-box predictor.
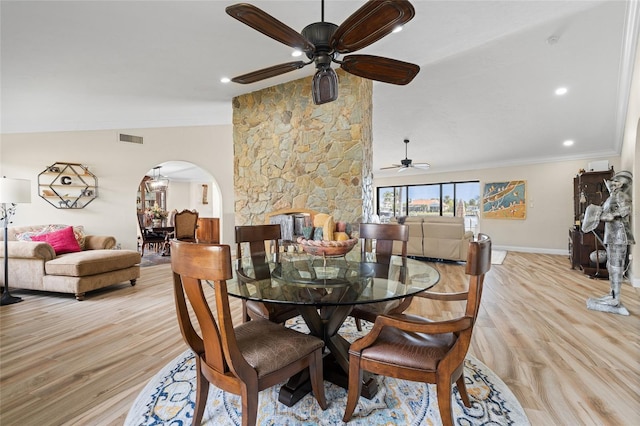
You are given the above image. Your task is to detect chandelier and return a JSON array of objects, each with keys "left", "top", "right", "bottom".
[{"left": 145, "top": 166, "right": 169, "bottom": 193}]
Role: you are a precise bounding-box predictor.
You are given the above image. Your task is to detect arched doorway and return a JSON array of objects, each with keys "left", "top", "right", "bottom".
[{"left": 136, "top": 161, "right": 221, "bottom": 259}]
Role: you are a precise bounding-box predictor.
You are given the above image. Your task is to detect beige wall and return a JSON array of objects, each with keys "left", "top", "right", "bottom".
[
  {"left": 1, "top": 74, "right": 636, "bottom": 284},
  {"left": 619, "top": 40, "right": 639, "bottom": 286},
  {"left": 0, "top": 125, "right": 234, "bottom": 250},
  {"left": 374, "top": 156, "right": 621, "bottom": 253},
  {"left": 0, "top": 127, "right": 626, "bottom": 256}
]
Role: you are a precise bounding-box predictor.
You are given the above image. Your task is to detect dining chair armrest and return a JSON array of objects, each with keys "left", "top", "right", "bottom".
[
  {"left": 351, "top": 313, "right": 473, "bottom": 353},
  {"left": 236, "top": 267, "right": 255, "bottom": 283},
  {"left": 380, "top": 313, "right": 473, "bottom": 335},
  {"left": 236, "top": 268, "right": 278, "bottom": 300},
  {"left": 236, "top": 268, "right": 258, "bottom": 298},
  {"left": 415, "top": 290, "right": 468, "bottom": 301}
]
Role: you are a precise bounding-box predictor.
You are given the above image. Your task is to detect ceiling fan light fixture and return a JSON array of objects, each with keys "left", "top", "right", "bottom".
[
  {"left": 226, "top": 1, "right": 420, "bottom": 104},
  {"left": 312, "top": 67, "right": 338, "bottom": 105},
  {"left": 381, "top": 138, "right": 430, "bottom": 172}
]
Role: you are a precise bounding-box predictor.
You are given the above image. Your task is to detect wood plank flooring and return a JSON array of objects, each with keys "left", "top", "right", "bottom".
[{"left": 1, "top": 252, "right": 638, "bottom": 425}]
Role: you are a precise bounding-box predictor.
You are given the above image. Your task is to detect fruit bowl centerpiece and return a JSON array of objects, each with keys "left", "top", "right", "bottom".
[{"left": 296, "top": 236, "right": 358, "bottom": 257}]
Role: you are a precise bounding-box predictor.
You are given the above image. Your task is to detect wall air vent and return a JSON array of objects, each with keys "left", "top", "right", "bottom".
[{"left": 119, "top": 133, "right": 143, "bottom": 144}]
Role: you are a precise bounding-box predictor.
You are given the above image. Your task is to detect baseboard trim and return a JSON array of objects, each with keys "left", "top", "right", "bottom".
[{"left": 492, "top": 245, "right": 568, "bottom": 256}]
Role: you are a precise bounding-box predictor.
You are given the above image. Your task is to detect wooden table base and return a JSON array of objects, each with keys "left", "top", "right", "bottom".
[{"left": 277, "top": 304, "right": 378, "bottom": 407}]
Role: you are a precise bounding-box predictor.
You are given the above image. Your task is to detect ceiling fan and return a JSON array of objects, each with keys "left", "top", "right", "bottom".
[
  {"left": 381, "top": 138, "right": 430, "bottom": 172},
  {"left": 226, "top": 0, "right": 420, "bottom": 104}
]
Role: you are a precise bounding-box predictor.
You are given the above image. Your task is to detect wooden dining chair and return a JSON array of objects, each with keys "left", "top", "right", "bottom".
[
  {"left": 235, "top": 224, "right": 299, "bottom": 324},
  {"left": 171, "top": 240, "right": 327, "bottom": 426},
  {"left": 137, "top": 212, "right": 166, "bottom": 256},
  {"left": 173, "top": 209, "right": 199, "bottom": 242},
  {"left": 343, "top": 234, "right": 492, "bottom": 426},
  {"left": 350, "top": 222, "right": 409, "bottom": 331}
]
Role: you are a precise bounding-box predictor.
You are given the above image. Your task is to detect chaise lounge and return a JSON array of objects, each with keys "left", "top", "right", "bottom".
[{"left": 0, "top": 224, "right": 141, "bottom": 300}]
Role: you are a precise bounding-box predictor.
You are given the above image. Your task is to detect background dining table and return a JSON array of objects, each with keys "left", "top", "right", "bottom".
[{"left": 149, "top": 226, "right": 174, "bottom": 255}]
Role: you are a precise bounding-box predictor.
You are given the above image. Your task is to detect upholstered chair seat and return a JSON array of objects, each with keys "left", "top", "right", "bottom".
[
  {"left": 234, "top": 319, "right": 324, "bottom": 377},
  {"left": 352, "top": 313, "right": 457, "bottom": 371}
]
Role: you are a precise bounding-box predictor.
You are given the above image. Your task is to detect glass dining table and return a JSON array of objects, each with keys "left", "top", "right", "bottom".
[{"left": 225, "top": 250, "right": 440, "bottom": 406}]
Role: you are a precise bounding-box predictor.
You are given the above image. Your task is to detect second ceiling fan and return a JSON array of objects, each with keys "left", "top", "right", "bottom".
[
  {"left": 226, "top": 0, "right": 420, "bottom": 104},
  {"left": 381, "top": 138, "right": 430, "bottom": 172}
]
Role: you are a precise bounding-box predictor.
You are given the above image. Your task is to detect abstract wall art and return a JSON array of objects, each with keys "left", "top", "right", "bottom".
[{"left": 482, "top": 180, "right": 526, "bottom": 219}]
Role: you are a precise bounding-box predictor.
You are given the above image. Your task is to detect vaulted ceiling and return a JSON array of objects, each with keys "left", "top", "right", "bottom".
[{"left": 2, "top": 1, "right": 638, "bottom": 177}]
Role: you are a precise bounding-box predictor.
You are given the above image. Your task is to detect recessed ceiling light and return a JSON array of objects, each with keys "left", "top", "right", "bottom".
[
  {"left": 220, "top": 77, "right": 231, "bottom": 83},
  {"left": 555, "top": 87, "right": 568, "bottom": 95},
  {"left": 291, "top": 49, "right": 303, "bottom": 57},
  {"left": 392, "top": 25, "right": 403, "bottom": 34},
  {"left": 563, "top": 140, "right": 574, "bottom": 146}
]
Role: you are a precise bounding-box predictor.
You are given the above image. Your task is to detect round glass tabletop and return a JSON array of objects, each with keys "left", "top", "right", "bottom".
[{"left": 226, "top": 253, "right": 440, "bottom": 307}]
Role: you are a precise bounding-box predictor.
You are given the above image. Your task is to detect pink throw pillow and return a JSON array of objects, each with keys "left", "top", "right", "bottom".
[{"left": 31, "top": 226, "right": 82, "bottom": 255}]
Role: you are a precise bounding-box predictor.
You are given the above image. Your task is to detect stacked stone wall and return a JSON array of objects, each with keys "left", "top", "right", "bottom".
[{"left": 233, "top": 70, "right": 373, "bottom": 225}]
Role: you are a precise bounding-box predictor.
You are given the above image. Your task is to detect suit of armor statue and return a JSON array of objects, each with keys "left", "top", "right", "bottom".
[{"left": 591, "top": 171, "right": 634, "bottom": 312}]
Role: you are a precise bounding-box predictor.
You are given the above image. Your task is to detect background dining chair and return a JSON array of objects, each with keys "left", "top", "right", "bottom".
[
  {"left": 342, "top": 234, "right": 492, "bottom": 426},
  {"left": 235, "top": 224, "right": 299, "bottom": 324},
  {"left": 136, "top": 212, "right": 166, "bottom": 256},
  {"left": 173, "top": 209, "right": 199, "bottom": 242},
  {"left": 350, "top": 222, "right": 409, "bottom": 331},
  {"left": 171, "top": 240, "right": 327, "bottom": 426}
]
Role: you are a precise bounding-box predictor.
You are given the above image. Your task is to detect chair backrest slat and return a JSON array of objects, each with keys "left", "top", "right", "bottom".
[
  {"left": 464, "top": 233, "right": 491, "bottom": 322},
  {"left": 236, "top": 224, "right": 281, "bottom": 267},
  {"left": 359, "top": 222, "right": 409, "bottom": 264},
  {"left": 171, "top": 241, "right": 243, "bottom": 375}
]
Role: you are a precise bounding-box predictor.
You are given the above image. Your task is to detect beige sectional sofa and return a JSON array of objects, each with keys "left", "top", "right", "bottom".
[
  {"left": 390, "top": 216, "right": 474, "bottom": 261},
  {"left": 0, "top": 225, "right": 141, "bottom": 300}
]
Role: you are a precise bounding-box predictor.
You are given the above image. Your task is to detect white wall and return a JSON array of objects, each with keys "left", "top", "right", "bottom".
[
  {"left": 0, "top": 125, "right": 234, "bottom": 250},
  {"left": 375, "top": 156, "right": 621, "bottom": 253},
  {"left": 618, "top": 39, "right": 639, "bottom": 286},
  {"left": 164, "top": 180, "right": 219, "bottom": 218},
  {"left": 166, "top": 181, "right": 191, "bottom": 213}
]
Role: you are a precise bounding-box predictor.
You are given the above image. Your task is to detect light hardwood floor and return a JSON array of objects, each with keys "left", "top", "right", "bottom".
[{"left": 1, "top": 252, "right": 638, "bottom": 425}]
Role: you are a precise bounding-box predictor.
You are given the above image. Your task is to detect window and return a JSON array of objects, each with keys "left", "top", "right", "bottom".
[{"left": 377, "top": 181, "right": 480, "bottom": 233}]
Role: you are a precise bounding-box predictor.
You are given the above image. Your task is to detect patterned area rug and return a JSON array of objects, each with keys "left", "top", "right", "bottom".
[
  {"left": 139, "top": 252, "right": 172, "bottom": 267},
  {"left": 126, "top": 317, "right": 529, "bottom": 425}
]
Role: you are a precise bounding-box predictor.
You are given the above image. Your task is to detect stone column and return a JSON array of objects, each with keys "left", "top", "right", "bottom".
[{"left": 233, "top": 70, "right": 373, "bottom": 225}]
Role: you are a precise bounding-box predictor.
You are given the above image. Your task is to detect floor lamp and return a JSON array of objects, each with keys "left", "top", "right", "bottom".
[{"left": 1, "top": 177, "right": 31, "bottom": 306}]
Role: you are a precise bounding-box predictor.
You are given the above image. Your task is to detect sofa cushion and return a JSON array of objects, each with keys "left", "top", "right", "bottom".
[
  {"left": 31, "top": 226, "right": 82, "bottom": 255},
  {"left": 45, "top": 250, "right": 141, "bottom": 277}
]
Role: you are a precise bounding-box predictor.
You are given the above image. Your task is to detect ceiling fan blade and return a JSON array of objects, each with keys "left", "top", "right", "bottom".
[
  {"left": 414, "top": 163, "right": 431, "bottom": 169},
  {"left": 226, "top": 3, "right": 314, "bottom": 52},
  {"left": 397, "top": 167, "right": 410, "bottom": 173},
  {"left": 231, "top": 61, "right": 307, "bottom": 84},
  {"left": 331, "top": 0, "right": 415, "bottom": 54},
  {"left": 340, "top": 55, "right": 420, "bottom": 85},
  {"left": 380, "top": 164, "right": 402, "bottom": 170}
]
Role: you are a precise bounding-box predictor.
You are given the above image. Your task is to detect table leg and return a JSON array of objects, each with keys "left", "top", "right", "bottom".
[{"left": 278, "top": 304, "right": 378, "bottom": 407}]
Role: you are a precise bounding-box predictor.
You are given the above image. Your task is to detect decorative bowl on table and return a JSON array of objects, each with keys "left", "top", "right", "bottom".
[{"left": 296, "top": 236, "right": 358, "bottom": 257}]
